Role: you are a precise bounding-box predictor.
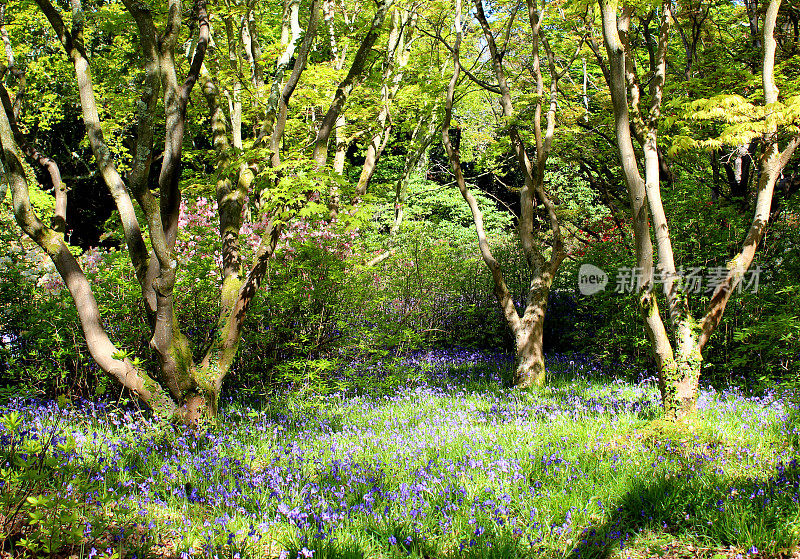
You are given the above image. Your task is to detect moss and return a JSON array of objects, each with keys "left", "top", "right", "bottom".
[
  {"left": 168, "top": 314, "right": 194, "bottom": 388},
  {"left": 194, "top": 362, "right": 220, "bottom": 394},
  {"left": 220, "top": 275, "right": 242, "bottom": 309},
  {"left": 142, "top": 375, "right": 175, "bottom": 420}
]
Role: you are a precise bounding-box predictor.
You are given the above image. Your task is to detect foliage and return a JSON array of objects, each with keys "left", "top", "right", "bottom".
[{"left": 0, "top": 409, "right": 115, "bottom": 555}]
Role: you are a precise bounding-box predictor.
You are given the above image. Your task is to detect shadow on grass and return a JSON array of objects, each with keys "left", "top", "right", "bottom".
[{"left": 569, "top": 458, "right": 800, "bottom": 559}]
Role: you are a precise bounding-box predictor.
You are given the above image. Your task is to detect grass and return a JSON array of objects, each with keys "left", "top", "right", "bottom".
[{"left": 0, "top": 350, "right": 798, "bottom": 559}]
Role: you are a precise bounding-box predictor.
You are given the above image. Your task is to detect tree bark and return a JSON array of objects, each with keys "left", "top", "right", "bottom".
[
  {"left": 699, "top": 0, "right": 799, "bottom": 350},
  {"left": 35, "top": 0, "right": 212, "bottom": 425},
  {"left": 192, "top": 0, "right": 320, "bottom": 414},
  {"left": 0, "top": 94, "right": 176, "bottom": 419},
  {"left": 268, "top": 0, "right": 322, "bottom": 167},
  {"left": 444, "top": 0, "right": 563, "bottom": 388},
  {"left": 471, "top": 0, "right": 568, "bottom": 388}
]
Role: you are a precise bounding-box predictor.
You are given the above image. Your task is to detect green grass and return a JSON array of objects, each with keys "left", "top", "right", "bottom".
[{"left": 1, "top": 353, "right": 798, "bottom": 558}]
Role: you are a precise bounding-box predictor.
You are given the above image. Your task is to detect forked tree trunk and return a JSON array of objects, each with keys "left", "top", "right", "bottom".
[
  {"left": 443, "top": 0, "right": 566, "bottom": 389},
  {"left": 0, "top": 97, "right": 178, "bottom": 421},
  {"left": 475, "top": 0, "right": 568, "bottom": 388},
  {"left": 598, "top": 0, "right": 797, "bottom": 420},
  {"left": 25, "top": 0, "right": 296, "bottom": 428}
]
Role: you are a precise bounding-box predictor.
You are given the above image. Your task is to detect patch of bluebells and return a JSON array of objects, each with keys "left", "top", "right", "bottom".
[{"left": 1, "top": 351, "right": 798, "bottom": 557}]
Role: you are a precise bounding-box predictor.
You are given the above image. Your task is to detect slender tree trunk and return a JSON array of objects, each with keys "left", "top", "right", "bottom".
[
  {"left": 354, "top": 8, "right": 415, "bottom": 199},
  {"left": 36, "top": 0, "right": 212, "bottom": 426},
  {"left": 392, "top": 109, "right": 438, "bottom": 234},
  {"left": 269, "top": 0, "right": 321, "bottom": 167},
  {"left": 599, "top": 0, "right": 678, "bottom": 413},
  {"left": 365, "top": 106, "right": 439, "bottom": 267},
  {"left": 471, "top": 0, "right": 568, "bottom": 388},
  {"left": 191, "top": 0, "right": 319, "bottom": 416},
  {"left": 311, "top": 0, "right": 394, "bottom": 167},
  {"left": 37, "top": 0, "right": 152, "bottom": 285},
  {"left": 445, "top": 0, "right": 561, "bottom": 390},
  {"left": 332, "top": 114, "right": 348, "bottom": 175},
  {"left": 0, "top": 82, "right": 67, "bottom": 233}
]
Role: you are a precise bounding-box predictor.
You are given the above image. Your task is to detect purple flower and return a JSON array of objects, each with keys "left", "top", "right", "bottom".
[{"left": 299, "top": 547, "right": 315, "bottom": 558}]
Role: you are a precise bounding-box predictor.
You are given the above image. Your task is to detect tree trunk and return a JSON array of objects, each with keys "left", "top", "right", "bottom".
[
  {"left": 471, "top": 0, "right": 567, "bottom": 389},
  {"left": 392, "top": 111, "right": 438, "bottom": 234},
  {"left": 660, "top": 329, "right": 702, "bottom": 420},
  {"left": 311, "top": 0, "right": 394, "bottom": 167},
  {"left": 333, "top": 114, "right": 348, "bottom": 175},
  {"left": 515, "top": 339, "right": 546, "bottom": 388},
  {"left": 514, "top": 294, "right": 547, "bottom": 388}
]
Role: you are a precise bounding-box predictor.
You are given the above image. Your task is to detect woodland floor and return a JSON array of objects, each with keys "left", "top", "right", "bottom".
[{"left": 1, "top": 350, "right": 799, "bottom": 559}]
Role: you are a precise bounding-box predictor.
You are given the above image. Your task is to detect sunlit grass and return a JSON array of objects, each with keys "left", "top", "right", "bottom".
[{"left": 1, "top": 351, "right": 797, "bottom": 558}]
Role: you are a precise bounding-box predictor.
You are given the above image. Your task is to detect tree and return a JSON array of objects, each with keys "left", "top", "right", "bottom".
[
  {"left": 598, "top": 0, "right": 800, "bottom": 419},
  {"left": 0, "top": 0, "right": 315, "bottom": 425},
  {"left": 439, "top": 0, "right": 588, "bottom": 387}
]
